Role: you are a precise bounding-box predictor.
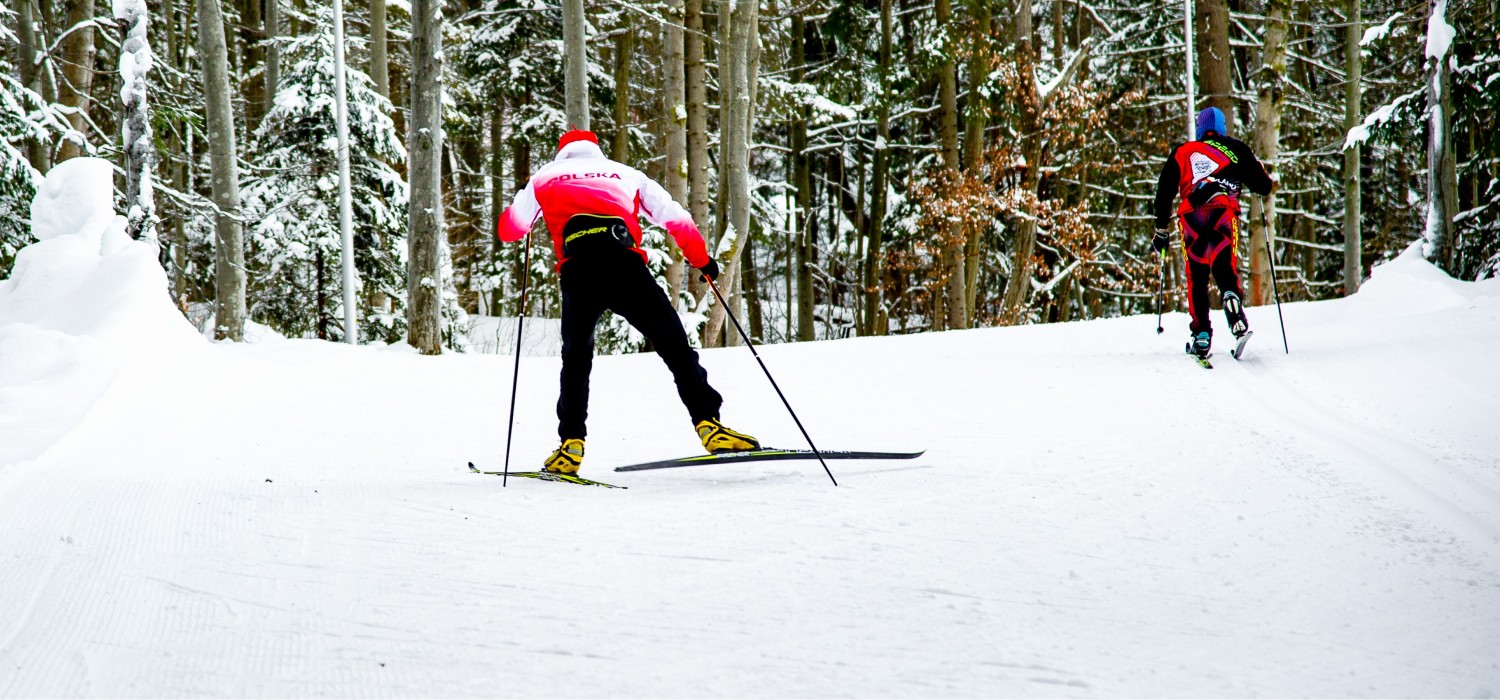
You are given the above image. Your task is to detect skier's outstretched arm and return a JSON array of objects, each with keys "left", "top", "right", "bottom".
[
  {"left": 636, "top": 175, "right": 710, "bottom": 269},
  {"left": 497, "top": 181, "right": 540, "bottom": 243},
  {"left": 1232, "top": 141, "right": 1275, "bottom": 196},
  {"left": 1153, "top": 146, "right": 1181, "bottom": 230}
]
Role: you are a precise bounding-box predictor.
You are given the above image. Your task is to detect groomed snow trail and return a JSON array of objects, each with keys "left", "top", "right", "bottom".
[{"left": 2, "top": 248, "right": 1498, "bottom": 697}]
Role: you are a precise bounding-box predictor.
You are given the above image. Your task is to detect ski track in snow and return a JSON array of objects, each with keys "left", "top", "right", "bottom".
[{"left": 3, "top": 264, "right": 1500, "bottom": 695}]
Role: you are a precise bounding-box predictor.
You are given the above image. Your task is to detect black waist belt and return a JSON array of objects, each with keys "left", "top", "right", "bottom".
[{"left": 562, "top": 215, "right": 635, "bottom": 258}]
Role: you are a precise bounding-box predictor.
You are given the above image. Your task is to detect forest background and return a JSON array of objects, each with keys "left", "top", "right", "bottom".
[{"left": 0, "top": 0, "right": 1494, "bottom": 353}]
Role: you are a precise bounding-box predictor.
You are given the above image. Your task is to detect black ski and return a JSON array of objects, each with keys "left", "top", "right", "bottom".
[
  {"left": 467, "top": 462, "right": 626, "bottom": 489},
  {"left": 613, "top": 449, "right": 925, "bottom": 473},
  {"left": 1230, "top": 330, "right": 1253, "bottom": 360}
]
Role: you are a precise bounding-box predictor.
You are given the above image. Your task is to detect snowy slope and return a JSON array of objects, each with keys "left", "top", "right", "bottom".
[{"left": 2, "top": 166, "right": 1498, "bottom": 696}]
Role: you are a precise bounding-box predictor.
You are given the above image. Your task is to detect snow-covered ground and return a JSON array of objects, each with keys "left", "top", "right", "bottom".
[{"left": 2, "top": 161, "right": 1498, "bottom": 696}]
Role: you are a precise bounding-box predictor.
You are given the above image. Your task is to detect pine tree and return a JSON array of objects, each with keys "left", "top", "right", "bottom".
[
  {"left": 0, "top": 1, "right": 68, "bottom": 271},
  {"left": 241, "top": 10, "right": 412, "bottom": 343}
]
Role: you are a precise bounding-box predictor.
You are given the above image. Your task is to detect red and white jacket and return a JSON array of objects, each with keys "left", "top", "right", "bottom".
[{"left": 497, "top": 140, "right": 710, "bottom": 269}]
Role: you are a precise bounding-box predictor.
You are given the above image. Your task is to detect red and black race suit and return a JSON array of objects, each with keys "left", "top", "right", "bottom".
[{"left": 1153, "top": 135, "right": 1272, "bottom": 334}]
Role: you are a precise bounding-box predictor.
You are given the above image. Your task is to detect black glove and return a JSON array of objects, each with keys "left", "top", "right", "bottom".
[
  {"left": 1152, "top": 228, "right": 1172, "bottom": 254},
  {"left": 698, "top": 258, "right": 720, "bottom": 283}
]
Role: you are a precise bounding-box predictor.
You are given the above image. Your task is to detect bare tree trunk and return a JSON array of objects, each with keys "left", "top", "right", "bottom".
[
  {"left": 998, "top": 0, "right": 1040, "bottom": 325},
  {"left": 169, "top": 0, "right": 187, "bottom": 306},
  {"left": 611, "top": 22, "right": 634, "bottom": 160},
  {"left": 18, "top": 0, "right": 52, "bottom": 172},
  {"left": 685, "top": 0, "right": 710, "bottom": 302},
  {"left": 488, "top": 100, "right": 505, "bottom": 314},
  {"left": 174, "top": 127, "right": 189, "bottom": 309},
  {"left": 265, "top": 0, "right": 281, "bottom": 114},
  {"left": 1195, "top": 0, "right": 1233, "bottom": 127},
  {"left": 663, "top": 0, "right": 688, "bottom": 307},
  {"left": 35, "top": 0, "right": 59, "bottom": 107},
  {"left": 705, "top": 0, "right": 756, "bottom": 348},
  {"left": 56, "top": 0, "right": 97, "bottom": 160},
  {"left": 792, "top": 13, "right": 814, "bottom": 341},
  {"left": 370, "top": 0, "right": 388, "bottom": 98},
  {"left": 743, "top": 222, "right": 764, "bottom": 342},
  {"left": 962, "top": 0, "right": 991, "bottom": 326},
  {"left": 862, "top": 0, "right": 892, "bottom": 336},
  {"left": 511, "top": 111, "right": 531, "bottom": 316},
  {"left": 937, "top": 0, "right": 963, "bottom": 330},
  {"left": 198, "top": 0, "right": 246, "bottom": 340},
  {"left": 407, "top": 0, "right": 444, "bottom": 354},
  {"left": 117, "top": 0, "right": 155, "bottom": 241},
  {"left": 712, "top": 0, "right": 734, "bottom": 249},
  {"left": 1422, "top": 0, "right": 1458, "bottom": 271},
  {"left": 1248, "top": 0, "right": 1286, "bottom": 306},
  {"left": 244, "top": 0, "right": 265, "bottom": 124},
  {"left": 562, "top": 0, "right": 588, "bottom": 129},
  {"left": 1342, "top": 0, "right": 1362, "bottom": 295}
]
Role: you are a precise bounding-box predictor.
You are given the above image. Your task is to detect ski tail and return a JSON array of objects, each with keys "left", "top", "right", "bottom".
[
  {"left": 614, "top": 449, "right": 924, "bottom": 473},
  {"left": 1231, "top": 330, "right": 1253, "bottom": 360}
]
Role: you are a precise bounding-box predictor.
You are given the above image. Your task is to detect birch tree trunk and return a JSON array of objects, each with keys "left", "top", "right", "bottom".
[
  {"left": 684, "top": 0, "right": 709, "bottom": 301},
  {"left": 407, "top": 0, "right": 444, "bottom": 354},
  {"left": 663, "top": 0, "right": 688, "bottom": 307},
  {"left": 117, "top": 0, "right": 155, "bottom": 241},
  {"left": 936, "top": 0, "right": 963, "bottom": 330},
  {"left": 712, "top": 0, "right": 735, "bottom": 247},
  {"left": 198, "top": 0, "right": 246, "bottom": 340},
  {"left": 56, "top": 0, "right": 96, "bottom": 160},
  {"left": 1422, "top": 0, "right": 1458, "bottom": 271},
  {"left": 1342, "top": 0, "right": 1362, "bottom": 294},
  {"left": 704, "top": 0, "right": 757, "bottom": 348},
  {"left": 562, "top": 0, "right": 588, "bottom": 129},
  {"left": 1248, "top": 0, "right": 1286, "bottom": 306}
]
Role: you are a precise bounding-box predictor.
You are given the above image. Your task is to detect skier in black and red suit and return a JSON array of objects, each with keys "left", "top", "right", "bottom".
[
  {"left": 1153, "top": 107, "right": 1275, "bottom": 358},
  {"left": 496, "top": 129, "right": 760, "bottom": 475}
]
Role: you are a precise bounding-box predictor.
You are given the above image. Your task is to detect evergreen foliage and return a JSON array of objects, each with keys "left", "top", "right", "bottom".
[{"left": 241, "top": 10, "right": 412, "bottom": 344}]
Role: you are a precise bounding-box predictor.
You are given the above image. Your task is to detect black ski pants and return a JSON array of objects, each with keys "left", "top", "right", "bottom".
[
  {"left": 1180, "top": 206, "right": 1247, "bottom": 335},
  {"left": 556, "top": 239, "right": 722, "bottom": 440}
]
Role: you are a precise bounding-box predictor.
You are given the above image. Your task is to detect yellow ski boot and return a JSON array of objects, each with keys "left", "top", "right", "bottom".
[
  {"left": 695, "top": 418, "right": 761, "bottom": 454},
  {"left": 543, "top": 438, "right": 585, "bottom": 474}
]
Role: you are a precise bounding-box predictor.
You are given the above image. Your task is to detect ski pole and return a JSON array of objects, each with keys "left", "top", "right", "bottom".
[
  {"left": 707, "top": 277, "right": 838, "bottom": 486},
  {"left": 1155, "top": 253, "right": 1165, "bottom": 334},
  {"left": 1264, "top": 236, "right": 1289, "bottom": 354},
  {"left": 501, "top": 233, "right": 533, "bottom": 487}
]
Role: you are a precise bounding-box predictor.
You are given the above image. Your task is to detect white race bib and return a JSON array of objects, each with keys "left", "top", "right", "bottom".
[{"left": 1188, "top": 152, "right": 1220, "bottom": 183}]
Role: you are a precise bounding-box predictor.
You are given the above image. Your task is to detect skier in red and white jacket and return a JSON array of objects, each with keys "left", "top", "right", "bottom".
[{"left": 497, "top": 130, "right": 760, "bottom": 475}]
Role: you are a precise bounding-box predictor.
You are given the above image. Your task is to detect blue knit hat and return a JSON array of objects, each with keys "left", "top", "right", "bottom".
[{"left": 1196, "top": 107, "right": 1227, "bottom": 140}]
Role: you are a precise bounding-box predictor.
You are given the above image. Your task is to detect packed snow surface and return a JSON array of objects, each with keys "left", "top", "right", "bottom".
[{"left": 1, "top": 171, "right": 1497, "bottom": 696}]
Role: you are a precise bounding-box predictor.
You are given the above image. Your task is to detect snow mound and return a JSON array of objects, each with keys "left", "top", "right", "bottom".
[
  {"left": 0, "top": 158, "right": 203, "bottom": 466},
  {"left": 1342, "top": 241, "right": 1500, "bottom": 320},
  {"left": 28, "top": 157, "right": 117, "bottom": 245}
]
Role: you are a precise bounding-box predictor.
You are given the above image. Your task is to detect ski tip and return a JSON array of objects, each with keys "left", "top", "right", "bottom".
[{"left": 467, "top": 462, "right": 480, "bottom": 473}]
